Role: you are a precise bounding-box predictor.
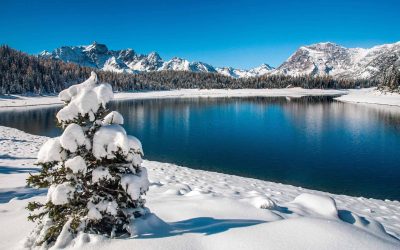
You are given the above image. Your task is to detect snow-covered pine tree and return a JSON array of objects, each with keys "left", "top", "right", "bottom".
[{"left": 26, "top": 72, "right": 150, "bottom": 247}]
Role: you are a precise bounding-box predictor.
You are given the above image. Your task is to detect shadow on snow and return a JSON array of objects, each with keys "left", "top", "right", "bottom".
[
  {"left": 133, "top": 214, "right": 265, "bottom": 239},
  {"left": 0, "top": 187, "right": 47, "bottom": 203}
]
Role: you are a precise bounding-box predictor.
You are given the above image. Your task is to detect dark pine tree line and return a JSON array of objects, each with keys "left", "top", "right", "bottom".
[
  {"left": 0, "top": 45, "right": 382, "bottom": 95},
  {"left": 378, "top": 63, "right": 400, "bottom": 93}
]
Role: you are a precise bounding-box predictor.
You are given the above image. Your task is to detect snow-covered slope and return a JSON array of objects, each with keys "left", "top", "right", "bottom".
[
  {"left": 0, "top": 125, "right": 399, "bottom": 249},
  {"left": 39, "top": 42, "right": 163, "bottom": 73},
  {"left": 39, "top": 42, "right": 273, "bottom": 78},
  {"left": 275, "top": 42, "right": 400, "bottom": 79},
  {"left": 159, "top": 57, "right": 217, "bottom": 73},
  {"left": 40, "top": 41, "right": 400, "bottom": 79},
  {"left": 216, "top": 63, "right": 274, "bottom": 78}
]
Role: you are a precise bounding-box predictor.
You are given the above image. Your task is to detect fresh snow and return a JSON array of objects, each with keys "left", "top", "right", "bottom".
[
  {"left": 65, "top": 156, "right": 87, "bottom": 174},
  {"left": 102, "top": 111, "right": 124, "bottom": 125},
  {"left": 91, "top": 166, "right": 113, "bottom": 183},
  {"left": 274, "top": 41, "right": 400, "bottom": 79},
  {"left": 56, "top": 71, "right": 113, "bottom": 123},
  {"left": 334, "top": 88, "right": 400, "bottom": 106},
  {"left": 92, "top": 124, "right": 134, "bottom": 160},
  {"left": 121, "top": 168, "right": 150, "bottom": 201},
  {"left": 39, "top": 42, "right": 273, "bottom": 78},
  {"left": 0, "top": 125, "right": 399, "bottom": 249},
  {"left": 59, "top": 123, "right": 87, "bottom": 152},
  {"left": 37, "top": 137, "right": 66, "bottom": 163},
  {"left": 47, "top": 182, "right": 75, "bottom": 205},
  {"left": 2, "top": 88, "right": 400, "bottom": 111},
  {"left": 0, "top": 88, "right": 346, "bottom": 110},
  {"left": 39, "top": 41, "right": 400, "bottom": 79}
]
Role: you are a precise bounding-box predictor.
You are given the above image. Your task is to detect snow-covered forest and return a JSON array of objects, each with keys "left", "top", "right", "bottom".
[
  {"left": 0, "top": 45, "right": 384, "bottom": 95},
  {"left": 0, "top": 73, "right": 399, "bottom": 249}
]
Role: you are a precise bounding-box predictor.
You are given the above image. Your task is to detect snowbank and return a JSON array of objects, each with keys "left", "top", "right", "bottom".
[
  {"left": 56, "top": 72, "right": 114, "bottom": 123},
  {"left": 334, "top": 88, "right": 400, "bottom": 106},
  {"left": 0, "top": 125, "right": 399, "bottom": 249},
  {"left": 0, "top": 88, "right": 347, "bottom": 110},
  {"left": 2, "top": 88, "right": 400, "bottom": 112}
]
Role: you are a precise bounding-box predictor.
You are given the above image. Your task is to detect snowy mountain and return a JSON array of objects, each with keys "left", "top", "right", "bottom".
[
  {"left": 275, "top": 42, "right": 400, "bottom": 79},
  {"left": 40, "top": 41, "right": 400, "bottom": 80},
  {"left": 39, "top": 42, "right": 272, "bottom": 78},
  {"left": 158, "top": 57, "right": 217, "bottom": 73},
  {"left": 39, "top": 42, "right": 163, "bottom": 74},
  {"left": 216, "top": 64, "right": 274, "bottom": 78}
]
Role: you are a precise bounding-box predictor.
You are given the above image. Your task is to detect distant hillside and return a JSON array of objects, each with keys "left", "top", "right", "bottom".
[
  {"left": 39, "top": 42, "right": 274, "bottom": 78},
  {"left": 40, "top": 41, "right": 400, "bottom": 80},
  {"left": 0, "top": 45, "right": 378, "bottom": 95},
  {"left": 274, "top": 42, "right": 400, "bottom": 80}
]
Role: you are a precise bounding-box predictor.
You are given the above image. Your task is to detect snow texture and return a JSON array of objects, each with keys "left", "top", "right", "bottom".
[
  {"left": 92, "top": 124, "right": 131, "bottom": 159},
  {"left": 38, "top": 42, "right": 274, "bottom": 78},
  {"left": 1, "top": 124, "right": 400, "bottom": 249},
  {"left": 290, "top": 193, "right": 338, "bottom": 219},
  {"left": 0, "top": 88, "right": 349, "bottom": 110},
  {"left": 91, "top": 166, "right": 113, "bottom": 183},
  {"left": 87, "top": 199, "right": 118, "bottom": 220},
  {"left": 36, "top": 137, "right": 66, "bottom": 163},
  {"left": 334, "top": 88, "right": 400, "bottom": 106},
  {"left": 3, "top": 88, "right": 399, "bottom": 112},
  {"left": 102, "top": 111, "right": 124, "bottom": 125},
  {"left": 56, "top": 71, "right": 113, "bottom": 123},
  {"left": 38, "top": 41, "right": 400, "bottom": 79},
  {"left": 47, "top": 183, "right": 75, "bottom": 205},
  {"left": 121, "top": 168, "right": 150, "bottom": 200},
  {"left": 59, "top": 123, "right": 87, "bottom": 152},
  {"left": 65, "top": 156, "right": 87, "bottom": 174},
  {"left": 128, "top": 135, "right": 143, "bottom": 155}
]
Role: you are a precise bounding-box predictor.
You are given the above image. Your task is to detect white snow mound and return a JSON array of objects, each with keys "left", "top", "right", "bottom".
[
  {"left": 290, "top": 193, "right": 338, "bottom": 219},
  {"left": 103, "top": 111, "right": 124, "bottom": 125},
  {"left": 92, "top": 124, "right": 131, "bottom": 159},
  {"left": 59, "top": 123, "right": 87, "bottom": 152},
  {"left": 56, "top": 72, "right": 113, "bottom": 123},
  {"left": 47, "top": 183, "right": 75, "bottom": 205},
  {"left": 37, "top": 137, "right": 66, "bottom": 163},
  {"left": 65, "top": 156, "right": 87, "bottom": 174}
]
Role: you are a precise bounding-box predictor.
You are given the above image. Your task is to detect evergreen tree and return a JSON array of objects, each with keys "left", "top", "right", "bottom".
[
  {"left": 380, "top": 64, "right": 400, "bottom": 92},
  {"left": 0, "top": 45, "right": 383, "bottom": 95},
  {"left": 26, "top": 72, "right": 150, "bottom": 247}
]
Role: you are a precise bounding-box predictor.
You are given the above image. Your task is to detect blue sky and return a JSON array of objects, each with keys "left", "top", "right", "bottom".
[{"left": 1, "top": 0, "right": 399, "bottom": 69}]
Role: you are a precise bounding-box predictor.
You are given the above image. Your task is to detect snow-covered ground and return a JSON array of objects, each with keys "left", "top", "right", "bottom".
[
  {"left": 0, "top": 125, "right": 399, "bottom": 249},
  {"left": 1, "top": 88, "right": 400, "bottom": 111},
  {"left": 0, "top": 88, "right": 346, "bottom": 109},
  {"left": 334, "top": 88, "right": 400, "bottom": 106}
]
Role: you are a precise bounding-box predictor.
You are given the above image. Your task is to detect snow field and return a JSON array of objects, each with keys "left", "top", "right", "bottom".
[{"left": 0, "top": 126, "right": 399, "bottom": 249}]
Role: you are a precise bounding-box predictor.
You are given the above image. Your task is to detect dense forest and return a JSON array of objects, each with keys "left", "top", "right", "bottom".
[
  {"left": 0, "top": 45, "right": 390, "bottom": 95},
  {"left": 378, "top": 64, "right": 400, "bottom": 93}
]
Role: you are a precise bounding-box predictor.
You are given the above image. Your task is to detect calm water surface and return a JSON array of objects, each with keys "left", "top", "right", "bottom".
[{"left": 1, "top": 96, "right": 400, "bottom": 200}]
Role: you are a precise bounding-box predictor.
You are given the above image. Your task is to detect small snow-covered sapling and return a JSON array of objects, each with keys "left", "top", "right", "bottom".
[{"left": 26, "top": 72, "right": 150, "bottom": 246}]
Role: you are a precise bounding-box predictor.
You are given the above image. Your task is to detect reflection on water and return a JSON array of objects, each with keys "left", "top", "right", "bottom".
[{"left": 1, "top": 96, "right": 400, "bottom": 200}]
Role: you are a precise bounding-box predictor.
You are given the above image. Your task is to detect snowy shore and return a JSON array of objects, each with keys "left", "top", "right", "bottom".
[
  {"left": 1, "top": 88, "right": 400, "bottom": 110},
  {"left": 334, "top": 88, "right": 400, "bottom": 106},
  {"left": 0, "top": 125, "right": 399, "bottom": 249},
  {"left": 0, "top": 88, "right": 346, "bottom": 109}
]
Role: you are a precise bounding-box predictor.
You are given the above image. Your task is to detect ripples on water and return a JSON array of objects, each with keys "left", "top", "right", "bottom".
[{"left": 1, "top": 96, "right": 400, "bottom": 200}]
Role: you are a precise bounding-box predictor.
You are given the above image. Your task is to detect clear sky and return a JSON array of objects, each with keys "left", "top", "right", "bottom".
[{"left": 1, "top": 0, "right": 399, "bottom": 69}]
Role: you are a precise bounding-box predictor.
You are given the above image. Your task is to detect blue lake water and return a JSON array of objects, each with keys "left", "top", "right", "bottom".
[{"left": 1, "top": 96, "right": 400, "bottom": 200}]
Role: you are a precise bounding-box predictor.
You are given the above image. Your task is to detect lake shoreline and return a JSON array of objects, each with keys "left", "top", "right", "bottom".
[
  {"left": 0, "top": 125, "right": 399, "bottom": 249},
  {"left": 1, "top": 87, "right": 400, "bottom": 110},
  {"left": 0, "top": 88, "right": 347, "bottom": 110}
]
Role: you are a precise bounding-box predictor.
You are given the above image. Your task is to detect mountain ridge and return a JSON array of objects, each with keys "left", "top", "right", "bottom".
[{"left": 39, "top": 41, "right": 400, "bottom": 80}]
